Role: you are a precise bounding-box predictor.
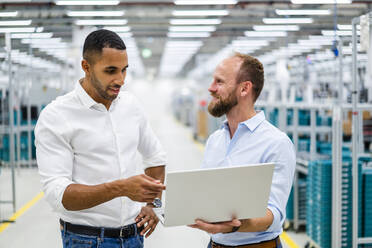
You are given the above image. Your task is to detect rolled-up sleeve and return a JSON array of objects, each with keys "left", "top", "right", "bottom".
[
  {"left": 35, "top": 106, "right": 74, "bottom": 212},
  {"left": 137, "top": 111, "right": 166, "bottom": 169},
  {"left": 264, "top": 137, "right": 296, "bottom": 232}
]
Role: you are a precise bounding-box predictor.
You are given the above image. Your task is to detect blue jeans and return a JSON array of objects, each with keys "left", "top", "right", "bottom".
[{"left": 61, "top": 228, "right": 144, "bottom": 248}]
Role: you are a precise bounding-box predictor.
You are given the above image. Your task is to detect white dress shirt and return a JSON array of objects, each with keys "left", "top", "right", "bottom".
[
  {"left": 35, "top": 82, "right": 166, "bottom": 228},
  {"left": 202, "top": 111, "right": 296, "bottom": 246}
]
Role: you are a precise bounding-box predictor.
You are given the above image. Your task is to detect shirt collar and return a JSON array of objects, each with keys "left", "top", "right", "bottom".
[
  {"left": 221, "top": 110, "right": 266, "bottom": 132},
  {"left": 75, "top": 80, "right": 97, "bottom": 109},
  {"left": 75, "top": 79, "right": 120, "bottom": 110}
]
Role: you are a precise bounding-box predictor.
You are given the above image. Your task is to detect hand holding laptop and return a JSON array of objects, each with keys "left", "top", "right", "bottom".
[{"left": 189, "top": 218, "right": 242, "bottom": 234}]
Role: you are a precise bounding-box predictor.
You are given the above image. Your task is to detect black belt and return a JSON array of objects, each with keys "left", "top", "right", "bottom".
[
  {"left": 60, "top": 219, "right": 143, "bottom": 239},
  {"left": 211, "top": 236, "right": 281, "bottom": 248}
]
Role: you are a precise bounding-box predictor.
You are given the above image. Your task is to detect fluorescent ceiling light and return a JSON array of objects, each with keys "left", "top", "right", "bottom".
[
  {"left": 253, "top": 25, "right": 299, "bottom": 31},
  {"left": 164, "top": 51, "right": 199, "bottom": 56},
  {"left": 263, "top": 18, "right": 313, "bottom": 24},
  {"left": 275, "top": 9, "right": 331, "bottom": 15},
  {"left": 31, "top": 43, "right": 68, "bottom": 48},
  {"left": 76, "top": 19, "right": 127, "bottom": 25},
  {"left": 231, "top": 46, "right": 260, "bottom": 51},
  {"left": 337, "top": 24, "right": 360, "bottom": 30},
  {"left": 232, "top": 40, "right": 269, "bottom": 46},
  {"left": 22, "top": 38, "right": 62, "bottom": 44},
  {"left": 117, "top": 32, "right": 133, "bottom": 38},
  {"left": 0, "top": 20, "right": 32, "bottom": 26},
  {"left": 165, "top": 44, "right": 200, "bottom": 49},
  {"left": 169, "top": 26, "right": 216, "bottom": 32},
  {"left": 174, "top": 0, "right": 237, "bottom": 4},
  {"left": 291, "top": 0, "right": 351, "bottom": 3},
  {"left": 172, "top": 10, "right": 229, "bottom": 16},
  {"left": 67, "top": 11, "right": 124, "bottom": 17},
  {"left": 0, "top": 11, "right": 18, "bottom": 17},
  {"left": 39, "top": 47, "right": 68, "bottom": 51},
  {"left": 288, "top": 44, "right": 317, "bottom": 50},
  {"left": 309, "top": 35, "right": 335, "bottom": 40},
  {"left": 167, "top": 32, "right": 211, "bottom": 38},
  {"left": 165, "top": 41, "right": 203, "bottom": 47},
  {"left": 56, "top": 0, "right": 119, "bottom": 5},
  {"left": 104, "top": 26, "right": 131, "bottom": 32},
  {"left": 298, "top": 39, "right": 333, "bottom": 45},
  {"left": 0, "top": 27, "right": 36, "bottom": 33},
  {"left": 166, "top": 47, "right": 200, "bottom": 52},
  {"left": 245, "top": 31, "right": 287, "bottom": 37},
  {"left": 169, "top": 19, "right": 221, "bottom": 25},
  {"left": 11, "top": 32, "right": 53, "bottom": 39},
  {"left": 289, "top": 43, "right": 321, "bottom": 49},
  {"left": 321, "top": 30, "right": 360, "bottom": 36},
  {"left": 232, "top": 49, "right": 256, "bottom": 53}
]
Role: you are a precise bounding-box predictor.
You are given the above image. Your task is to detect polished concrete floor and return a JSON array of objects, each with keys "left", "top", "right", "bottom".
[{"left": 0, "top": 79, "right": 308, "bottom": 248}]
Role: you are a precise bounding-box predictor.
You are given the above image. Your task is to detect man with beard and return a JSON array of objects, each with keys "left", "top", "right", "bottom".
[
  {"left": 190, "top": 53, "right": 295, "bottom": 248},
  {"left": 35, "top": 29, "right": 166, "bottom": 248}
]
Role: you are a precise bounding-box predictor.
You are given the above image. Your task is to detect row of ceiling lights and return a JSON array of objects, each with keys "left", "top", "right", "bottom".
[
  {"left": 157, "top": 0, "right": 357, "bottom": 75},
  {"left": 0, "top": 0, "right": 362, "bottom": 76},
  {"left": 0, "top": 0, "right": 348, "bottom": 5},
  {"left": 51, "top": 0, "right": 352, "bottom": 5},
  {"left": 0, "top": 9, "right": 348, "bottom": 18},
  {"left": 0, "top": 0, "right": 355, "bottom": 7}
]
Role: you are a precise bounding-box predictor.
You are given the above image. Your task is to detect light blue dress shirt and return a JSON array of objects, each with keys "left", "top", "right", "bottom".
[{"left": 202, "top": 111, "right": 296, "bottom": 246}]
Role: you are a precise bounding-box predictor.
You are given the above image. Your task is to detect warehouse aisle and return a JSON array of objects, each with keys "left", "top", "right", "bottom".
[
  {"left": 0, "top": 79, "right": 301, "bottom": 248},
  {"left": 129, "top": 79, "right": 210, "bottom": 247}
]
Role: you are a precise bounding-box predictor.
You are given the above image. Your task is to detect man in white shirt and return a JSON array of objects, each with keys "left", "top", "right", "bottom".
[
  {"left": 190, "top": 53, "right": 295, "bottom": 247},
  {"left": 35, "top": 29, "right": 166, "bottom": 248}
]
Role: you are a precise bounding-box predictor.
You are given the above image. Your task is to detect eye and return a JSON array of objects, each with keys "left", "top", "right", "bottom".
[{"left": 105, "top": 69, "right": 116, "bottom": 74}]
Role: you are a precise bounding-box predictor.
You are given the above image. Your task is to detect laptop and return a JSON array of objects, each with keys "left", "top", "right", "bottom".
[{"left": 158, "top": 163, "right": 275, "bottom": 227}]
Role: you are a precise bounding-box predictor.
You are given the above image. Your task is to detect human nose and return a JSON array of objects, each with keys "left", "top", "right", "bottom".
[
  {"left": 208, "top": 81, "right": 217, "bottom": 93},
  {"left": 115, "top": 71, "right": 126, "bottom": 86}
]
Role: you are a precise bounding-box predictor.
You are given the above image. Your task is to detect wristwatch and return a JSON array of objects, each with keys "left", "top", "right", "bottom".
[{"left": 152, "top": 198, "right": 162, "bottom": 208}]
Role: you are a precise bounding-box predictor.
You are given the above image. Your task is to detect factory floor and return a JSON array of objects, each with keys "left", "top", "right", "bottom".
[{"left": 0, "top": 79, "right": 308, "bottom": 248}]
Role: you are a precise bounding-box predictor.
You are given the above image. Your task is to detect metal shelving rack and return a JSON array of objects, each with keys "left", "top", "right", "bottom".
[
  {"left": 256, "top": 34, "right": 371, "bottom": 247},
  {"left": 0, "top": 33, "right": 16, "bottom": 223},
  {"left": 352, "top": 12, "right": 372, "bottom": 248},
  {"left": 294, "top": 158, "right": 308, "bottom": 231},
  {"left": 0, "top": 33, "right": 39, "bottom": 223}
]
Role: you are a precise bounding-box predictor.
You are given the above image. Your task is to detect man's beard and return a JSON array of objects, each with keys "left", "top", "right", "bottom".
[
  {"left": 208, "top": 89, "right": 238, "bottom": 117},
  {"left": 91, "top": 72, "right": 118, "bottom": 101}
]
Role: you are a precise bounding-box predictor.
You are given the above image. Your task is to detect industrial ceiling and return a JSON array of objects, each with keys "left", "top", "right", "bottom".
[{"left": 0, "top": 0, "right": 370, "bottom": 77}]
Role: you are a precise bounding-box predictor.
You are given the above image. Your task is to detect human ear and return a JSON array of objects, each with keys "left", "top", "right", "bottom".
[
  {"left": 81, "top": 59, "right": 91, "bottom": 75},
  {"left": 240, "top": 81, "right": 252, "bottom": 97}
]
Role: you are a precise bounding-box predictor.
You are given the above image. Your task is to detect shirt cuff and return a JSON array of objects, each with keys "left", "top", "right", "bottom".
[
  {"left": 44, "top": 178, "right": 74, "bottom": 213},
  {"left": 142, "top": 151, "right": 167, "bottom": 169},
  {"left": 266, "top": 204, "right": 282, "bottom": 232}
]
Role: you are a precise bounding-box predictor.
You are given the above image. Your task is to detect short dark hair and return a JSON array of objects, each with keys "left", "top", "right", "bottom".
[
  {"left": 83, "top": 29, "right": 126, "bottom": 64},
  {"left": 234, "top": 52, "right": 264, "bottom": 102}
]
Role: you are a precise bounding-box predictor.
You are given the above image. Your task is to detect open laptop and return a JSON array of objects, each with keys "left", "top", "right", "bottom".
[{"left": 157, "top": 162, "right": 275, "bottom": 227}]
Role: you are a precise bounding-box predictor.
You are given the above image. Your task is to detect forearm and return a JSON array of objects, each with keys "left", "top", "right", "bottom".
[
  {"left": 238, "top": 209, "right": 274, "bottom": 232},
  {"left": 145, "top": 165, "right": 165, "bottom": 198},
  {"left": 62, "top": 167, "right": 166, "bottom": 211},
  {"left": 62, "top": 181, "right": 122, "bottom": 211}
]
